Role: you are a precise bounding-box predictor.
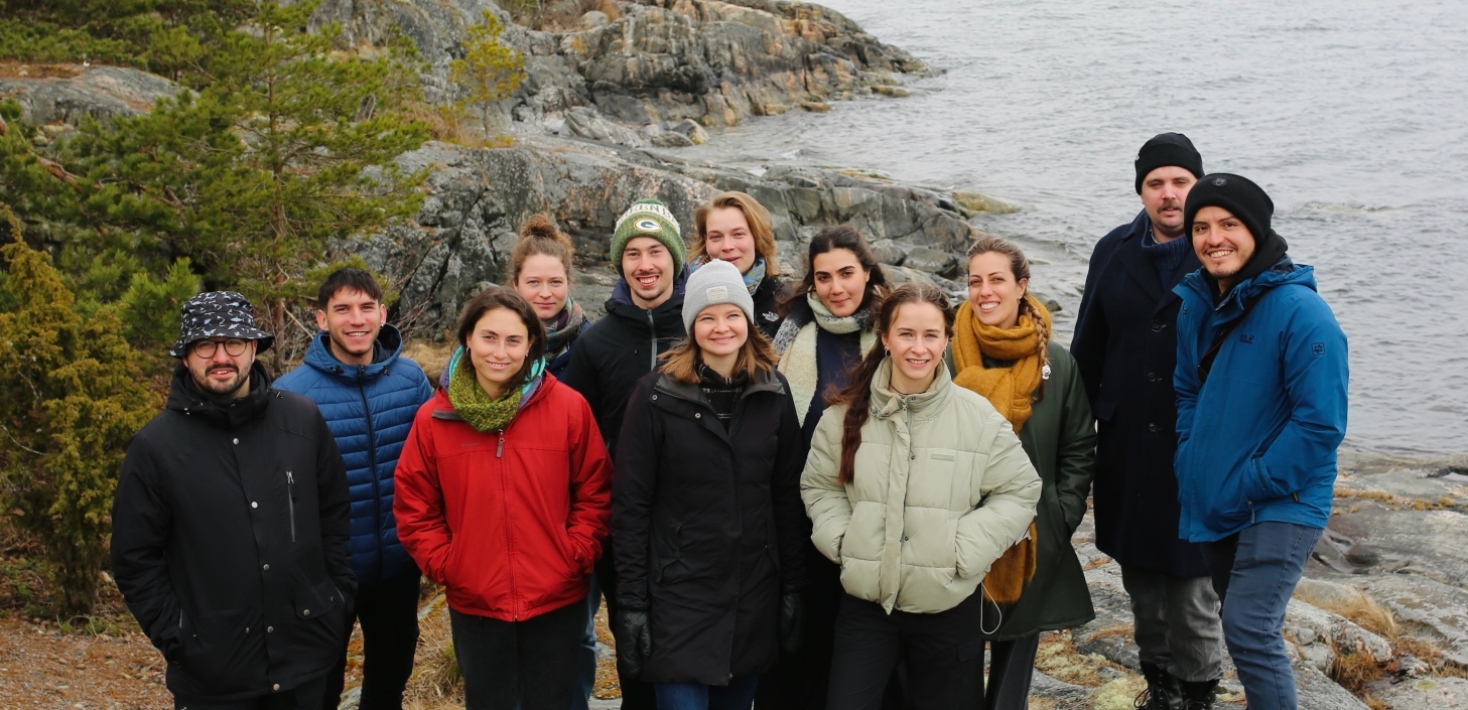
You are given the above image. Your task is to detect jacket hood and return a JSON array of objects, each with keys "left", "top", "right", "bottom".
[
  {"left": 166, "top": 360, "right": 274, "bottom": 429},
  {"left": 869, "top": 357, "right": 953, "bottom": 419},
  {"left": 605, "top": 273, "right": 688, "bottom": 332},
  {"left": 300, "top": 323, "right": 407, "bottom": 384},
  {"left": 1178, "top": 256, "right": 1316, "bottom": 317},
  {"left": 608, "top": 270, "right": 688, "bottom": 308}
]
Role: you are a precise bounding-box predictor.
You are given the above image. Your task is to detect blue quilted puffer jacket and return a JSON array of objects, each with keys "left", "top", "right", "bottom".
[{"left": 276, "top": 325, "right": 434, "bottom": 585}]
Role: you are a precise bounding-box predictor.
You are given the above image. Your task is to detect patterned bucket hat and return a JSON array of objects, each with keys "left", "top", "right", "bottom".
[{"left": 169, "top": 291, "right": 275, "bottom": 357}]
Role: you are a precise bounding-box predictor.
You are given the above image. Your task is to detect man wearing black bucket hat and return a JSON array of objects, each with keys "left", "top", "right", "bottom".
[
  {"left": 1072, "top": 133, "right": 1224, "bottom": 709},
  {"left": 111, "top": 291, "right": 355, "bottom": 710},
  {"left": 1174, "top": 175, "right": 1348, "bottom": 709}
]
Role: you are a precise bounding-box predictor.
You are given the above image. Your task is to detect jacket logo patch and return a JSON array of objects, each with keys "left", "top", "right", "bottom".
[
  {"left": 762, "top": 311, "right": 779, "bottom": 321},
  {"left": 931, "top": 452, "right": 955, "bottom": 461},
  {"left": 1239, "top": 334, "right": 1254, "bottom": 344},
  {"left": 1312, "top": 342, "right": 1325, "bottom": 355}
]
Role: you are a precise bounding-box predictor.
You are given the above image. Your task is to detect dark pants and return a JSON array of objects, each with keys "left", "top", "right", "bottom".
[
  {"left": 177, "top": 674, "right": 328, "bottom": 710},
  {"left": 1119, "top": 564, "right": 1224, "bottom": 683},
  {"left": 599, "top": 552, "right": 656, "bottom": 710},
  {"left": 754, "top": 549, "right": 841, "bottom": 709},
  {"left": 980, "top": 633, "right": 1039, "bottom": 710},
  {"left": 655, "top": 674, "right": 760, "bottom": 710},
  {"left": 1201, "top": 521, "right": 1321, "bottom": 710},
  {"left": 826, "top": 591, "right": 986, "bottom": 710},
  {"left": 450, "top": 601, "right": 584, "bottom": 710},
  {"left": 576, "top": 574, "right": 600, "bottom": 710},
  {"left": 321, "top": 569, "right": 421, "bottom": 710}
]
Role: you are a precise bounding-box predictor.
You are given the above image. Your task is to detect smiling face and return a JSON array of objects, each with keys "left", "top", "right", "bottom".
[
  {"left": 702, "top": 206, "right": 759, "bottom": 274},
  {"left": 186, "top": 337, "right": 257, "bottom": 400},
  {"left": 1141, "top": 166, "right": 1198, "bottom": 242},
  {"left": 315, "top": 287, "right": 386, "bottom": 367},
  {"left": 465, "top": 307, "right": 532, "bottom": 399},
  {"left": 622, "top": 236, "right": 677, "bottom": 309},
  {"left": 1191, "top": 205, "right": 1257, "bottom": 293},
  {"left": 692, "top": 303, "right": 749, "bottom": 376},
  {"left": 881, "top": 301, "right": 949, "bottom": 395},
  {"left": 966, "top": 251, "right": 1028, "bottom": 329},
  {"left": 515, "top": 254, "right": 570, "bottom": 321},
  {"left": 812, "top": 248, "right": 871, "bottom": 317}
]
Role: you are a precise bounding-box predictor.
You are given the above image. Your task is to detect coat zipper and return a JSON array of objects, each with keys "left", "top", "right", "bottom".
[
  {"left": 286, "top": 470, "right": 298, "bottom": 542},
  {"left": 356, "top": 370, "right": 382, "bottom": 579},
  {"left": 496, "top": 429, "right": 517, "bottom": 619},
  {"left": 646, "top": 310, "right": 657, "bottom": 370}
]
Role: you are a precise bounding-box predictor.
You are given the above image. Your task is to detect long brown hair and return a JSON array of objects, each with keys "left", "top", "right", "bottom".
[
  {"left": 659, "top": 316, "right": 779, "bottom": 383},
  {"left": 509, "top": 214, "right": 575, "bottom": 285},
  {"left": 692, "top": 191, "right": 780, "bottom": 277},
  {"left": 778, "top": 224, "right": 890, "bottom": 316},
  {"left": 454, "top": 287, "right": 547, "bottom": 395},
  {"left": 965, "top": 236, "right": 1049, "bottom": 402},
  {"left": 829, "top": 282, "right": 954, "bottom": 485}
]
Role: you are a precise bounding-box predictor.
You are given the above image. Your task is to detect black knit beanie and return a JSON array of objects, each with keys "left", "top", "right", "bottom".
[
  {"left": 1184, "top": 173, "right": 1289, "bottom": 295},
  {"left": 1134, "top": 132, "right": 1205, "bottom": 193}
]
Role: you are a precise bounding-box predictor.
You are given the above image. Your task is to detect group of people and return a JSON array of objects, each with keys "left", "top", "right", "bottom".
[{"left": 110, "top": 132, "right": 1348, "bottom": 710}]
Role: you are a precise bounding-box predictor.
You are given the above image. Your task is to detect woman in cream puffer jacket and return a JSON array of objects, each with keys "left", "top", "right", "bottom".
[{"left": 801, "top": 283, "right": 1041, "bottom": 708}]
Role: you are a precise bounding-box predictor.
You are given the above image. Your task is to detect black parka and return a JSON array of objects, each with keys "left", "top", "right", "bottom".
[
  {"left": 612, "top": 368, "right": 807, "bottom": 685},
  {"left": 751, "top": 274, "right": 786, "bottom": 340},
  {"left": 111, "top": 363, "right": 354, "bottom": 702},
  {"left": 1070, "top": 210, "right": 1209, "bottom": 577},
  {"left": 561, "top": 279, "right": 686, "bottom": 458}
]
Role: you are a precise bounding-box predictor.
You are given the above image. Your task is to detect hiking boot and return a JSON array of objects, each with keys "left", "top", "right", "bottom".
[
  {"left": 1134, "top": 661, "right": 1183, "bottom": 710},
  {"left": 1179, "top": 679, "right": 1219, "bottom": 710}
]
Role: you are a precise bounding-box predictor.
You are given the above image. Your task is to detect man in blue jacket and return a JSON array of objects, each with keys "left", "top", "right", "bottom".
[
  {"left": 1174, "top": 174, "right": 1348, "bottom": 710},
  {"left": 276, "top": 268, "right": 434, "bottom": 710},
  {"left": 1072, "top": 133, "right": 1224, "bottom": 709}
]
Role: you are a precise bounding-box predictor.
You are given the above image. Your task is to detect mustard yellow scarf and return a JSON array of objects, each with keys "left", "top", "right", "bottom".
[{"left": 952, "top": 295, "right": 1051, "bottom": 432}]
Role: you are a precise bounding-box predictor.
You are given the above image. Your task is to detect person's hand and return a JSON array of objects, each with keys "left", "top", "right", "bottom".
[
  {"left": 778, "top": 592, "right": 805, "bottom": 655},
  {"left": 613, "top": 606, "right": 653, "bottom": 678}
]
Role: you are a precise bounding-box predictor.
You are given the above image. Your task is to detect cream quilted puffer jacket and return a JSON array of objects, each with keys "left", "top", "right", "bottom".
[{"left": 801, "top": 359, "right": 1041, "bottom": 614}]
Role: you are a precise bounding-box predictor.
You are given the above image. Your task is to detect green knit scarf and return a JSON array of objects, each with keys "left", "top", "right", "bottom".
[{"left": 447, "top": 360, "right": 524, "bottom": 432}]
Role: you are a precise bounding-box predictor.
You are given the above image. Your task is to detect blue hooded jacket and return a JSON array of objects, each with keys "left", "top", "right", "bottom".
[
  {"left": 275, "top": 324, "right": 434, "bottom": 584},
  {"left": 1173, "top": 260, "right": 1348, "bottom": 543}
]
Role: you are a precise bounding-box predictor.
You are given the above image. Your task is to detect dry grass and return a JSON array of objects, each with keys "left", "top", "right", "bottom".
[
  {"left": 1329, "top": 648, "right": 1389, "bottom": 695},
  {"left": 1293, "top": 584, "right": 1398, "bottom": 638},
  {"left": 403, "top": 593, "right": 464, "bottom": 707},
  {"left": 403, "top": 337, "right": 455, "bottom": 385},
  {"left": 1034, "top": 630, "right": 1128, "bottom": 687},
  {"left": 0, "top": 62, "right": 84, "bottom": 79},
  {"left": 1333, "top": 488, "right": 1460, "bottom": 511}
]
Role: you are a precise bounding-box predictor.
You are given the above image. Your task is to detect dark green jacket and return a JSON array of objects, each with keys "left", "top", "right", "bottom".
[{"left": 948, "top": 341, "right": 1097, "bottom": 640}]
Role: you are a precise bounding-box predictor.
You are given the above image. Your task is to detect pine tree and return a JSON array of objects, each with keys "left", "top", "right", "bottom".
[
  {"left": 0, "top": 236, "right": 158, "bottom": 617},
  {"left": 451, "top": 10, "right": 526, "bottom": 136}
]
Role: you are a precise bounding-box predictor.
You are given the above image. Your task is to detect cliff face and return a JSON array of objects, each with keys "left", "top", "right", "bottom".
[{"left": 310, "top": 0, "right": 924, "bottom": 128}]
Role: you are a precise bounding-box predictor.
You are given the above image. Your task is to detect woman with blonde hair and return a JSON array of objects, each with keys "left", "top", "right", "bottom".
[
  {"left": 692, "top": 191, "right": 787, "bottom": 338},
  {"left": 802, "top": 282, "right": 1040, "bottom": 709},
  {"left": 952, "top": 237, "right": 1096, "bottom": 708}
]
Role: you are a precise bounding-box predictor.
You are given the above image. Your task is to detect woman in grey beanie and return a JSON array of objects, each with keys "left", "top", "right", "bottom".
[{"left": 610, "top": 259, "right": 809, "bottom": 710}]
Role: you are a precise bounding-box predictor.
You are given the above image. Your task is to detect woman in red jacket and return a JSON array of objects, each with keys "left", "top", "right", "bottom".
[{"left": 394, "top": 287, "right": 612, "bottom": 710}]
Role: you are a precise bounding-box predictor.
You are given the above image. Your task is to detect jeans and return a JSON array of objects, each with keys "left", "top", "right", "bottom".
[
  {"left": 321, "top": 569, "right": 422, "bottom": 710},
  {"left": 1120, "top": 564, "right": 1224, "bottom": 682},
  {"left": 655, "top": 675, "right": 760, "bottom": 710},
  {"left": 450, "top": 601, "right": 584, "bottom": 710},
  {"left": 177, "top": 673, "right": 327, "bottom": 710},
  {"left": 575, "top": 574, "right": 601, "bottom": 710},
  {"left": 1201, "top": 521, "right": 1322, "bottom": 710},
  {"left": 825, "top": 591, "right": 985, "bottom": 710}
]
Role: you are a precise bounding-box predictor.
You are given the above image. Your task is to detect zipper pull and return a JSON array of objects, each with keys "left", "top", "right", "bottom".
[
  {"left": 286, "top": 470, "right": 294, "bottom": 485},
  {"left": 496, "top": 434, "right": 505, "bottom": 458}
]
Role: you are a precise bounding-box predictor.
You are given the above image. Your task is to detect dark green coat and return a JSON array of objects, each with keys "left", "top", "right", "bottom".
[{"left": 948, "top": 341, "right": 1097, "bottom": 640}]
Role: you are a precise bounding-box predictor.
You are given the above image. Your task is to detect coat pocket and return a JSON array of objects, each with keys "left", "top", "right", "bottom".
[{"left": 178, "top": 606, "right": 265, "bottom": 690}]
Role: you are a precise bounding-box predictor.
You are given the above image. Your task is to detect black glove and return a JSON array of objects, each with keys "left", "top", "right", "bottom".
[
  {"left": 612, "top": 606, "right": 653, "bottom": 679},
  {"left": 778, "top": 591, "right": 805, "bottom": 655}
]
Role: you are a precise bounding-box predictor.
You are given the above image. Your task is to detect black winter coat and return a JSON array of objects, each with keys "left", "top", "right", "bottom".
[
  {"left": 561, "top": 281, "right": 686, "bottom": 457},
  {"left": 111, "top": 363, "right": 354, "bottom": 702},
  {"left": 1070, "top": 211, "right": 1209, "bottom": 577},
  {"left": 751, "top": 275, "right": 786, "bottom": 340},
  {"left": 612, "top": 369, "right": 807, "bottom": 685}
]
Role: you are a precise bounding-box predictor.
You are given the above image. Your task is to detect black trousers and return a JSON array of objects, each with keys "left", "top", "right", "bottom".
[
  {"left": 755, "top": 547, "right": 842, "bottom": 709},
  {"left": 177, "top": 674, "right": 328, "bottom": 710},
  {"left": 825, "top": 591, "right": 986, "bottom": 710},
  {"left": 980, "top": 633, "right": 1040, "bottom": 710},
  {"left": 598, "top": 549, "right": 656, "bottom": 710},
  {"left": 321, "top": 569, "right": 422, "bottom": 710},
  {"left": 450, "top": 600, "right": 584, "bottom": 710}
]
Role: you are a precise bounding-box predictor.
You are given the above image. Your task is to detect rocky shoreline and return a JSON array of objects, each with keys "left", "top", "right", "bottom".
[{"left": 3, "top": 1, "right": 1465, "bottom": 707}]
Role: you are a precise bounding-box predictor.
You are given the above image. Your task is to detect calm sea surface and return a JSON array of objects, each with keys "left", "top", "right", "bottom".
[{"left": 683, "top": 0, "right": 1468, "bottom": 456}]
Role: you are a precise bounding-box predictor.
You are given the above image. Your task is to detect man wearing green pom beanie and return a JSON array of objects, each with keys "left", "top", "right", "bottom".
[{"left": 562, "top": 197, "right": 690, "bottom": 710}]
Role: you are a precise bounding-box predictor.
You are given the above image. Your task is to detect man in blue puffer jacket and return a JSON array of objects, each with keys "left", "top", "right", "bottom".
[
  {"left": 1174, "top": 174, "right": 1348, "bottom": 710},
  {"left": 277, "top": 268, "right": 434, "bottom": 710}
]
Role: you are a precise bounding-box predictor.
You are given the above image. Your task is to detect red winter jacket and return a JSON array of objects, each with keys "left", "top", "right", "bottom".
[{"left": 394, "top": 374, "right": 611, "bottom": 621}]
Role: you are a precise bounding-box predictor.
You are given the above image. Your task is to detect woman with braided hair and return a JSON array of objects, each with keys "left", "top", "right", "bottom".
[{"left": 950, "top": 237, "right": 1097, "bottom": 709}]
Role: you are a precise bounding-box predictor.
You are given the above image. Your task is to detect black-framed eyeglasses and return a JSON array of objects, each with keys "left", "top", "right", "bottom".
[{"left": 192, "top": 338, "right": 250, "bottom": 357}]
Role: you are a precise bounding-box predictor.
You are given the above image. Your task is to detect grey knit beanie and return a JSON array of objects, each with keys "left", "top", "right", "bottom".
[{"left": 682, "top": 260, "right": 755, "bottom": 332}]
